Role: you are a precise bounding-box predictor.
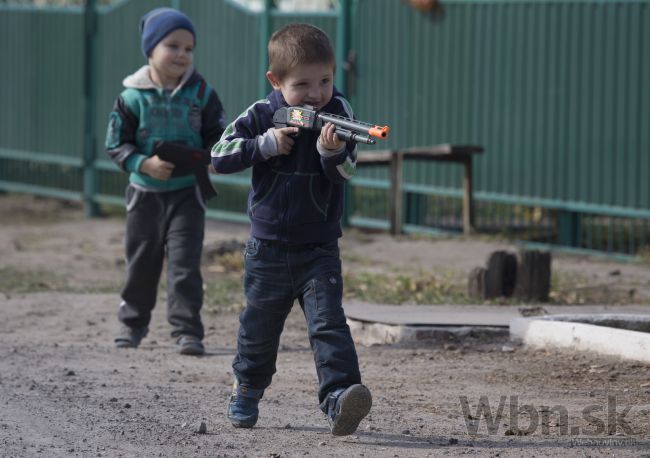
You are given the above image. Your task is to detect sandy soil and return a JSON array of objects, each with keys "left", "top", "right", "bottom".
[{"left": 1, "top": 194, "right": 649, "bottom": 457}]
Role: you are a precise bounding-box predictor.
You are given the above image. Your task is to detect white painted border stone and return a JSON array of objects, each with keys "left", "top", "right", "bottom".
[
  {"left": 510, "top": 317, "right": 650, "bottom": 363},
  {"left": 348, "top": 319, "right": 507, "bottom": 346}
]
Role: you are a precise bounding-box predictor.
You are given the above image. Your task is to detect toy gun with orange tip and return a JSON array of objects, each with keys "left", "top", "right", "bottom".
[{"left": 273, "top": 105, "right": 390, "bottom": 145}]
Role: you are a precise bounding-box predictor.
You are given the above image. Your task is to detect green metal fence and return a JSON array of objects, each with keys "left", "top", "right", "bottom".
[
  {"left": 0, "top": 5, "right": 84, "bottom": 199},
  {"left": 0, "top": 0, "right": 649, "bottom": 257},
  {"left": 348, "top": 0, "right": 650, "bottom": 256}
]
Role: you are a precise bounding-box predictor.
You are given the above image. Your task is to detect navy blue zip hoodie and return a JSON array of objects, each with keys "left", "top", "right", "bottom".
[{"left": 211, "top": 89, "right": 357, "bottom": 243}]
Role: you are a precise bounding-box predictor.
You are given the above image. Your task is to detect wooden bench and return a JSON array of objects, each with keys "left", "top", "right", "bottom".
[{"left": 356, "top": 144, "right": 484, "bottom": 235}]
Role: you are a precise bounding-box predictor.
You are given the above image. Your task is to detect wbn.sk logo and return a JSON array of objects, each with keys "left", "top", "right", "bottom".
[{"left": 459, "top": 395, "right": 635, "bottom": 436}]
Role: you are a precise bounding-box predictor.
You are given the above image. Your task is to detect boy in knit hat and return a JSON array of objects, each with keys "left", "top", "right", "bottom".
[{"left": 105, "top": 7, "right": 226, "bottom": 355}]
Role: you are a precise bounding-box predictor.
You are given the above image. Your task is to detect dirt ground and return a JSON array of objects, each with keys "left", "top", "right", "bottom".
[{"left": 1, "top": 194, "right": 650, "bottom": 457}]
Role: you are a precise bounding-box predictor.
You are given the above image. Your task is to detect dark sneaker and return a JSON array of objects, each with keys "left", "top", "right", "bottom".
[
  {"left": 176, "top": 335, "right": 205, "bottom": 356},
  {"left": 325, "top": 384, "right": 372, "bottom": 436},
  {"left": 114, "top": 326, "right": 148, "bottom": 348},
  {"left": 227, "top": 381, "right": 263, "bottom": 428}
]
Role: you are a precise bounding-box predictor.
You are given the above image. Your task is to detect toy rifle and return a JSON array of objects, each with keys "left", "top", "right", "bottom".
[
  {"left": 273, "top": 105, "right": 389, "bottom": 145},
  {"left": 153, "top": 141, "right": 217, "bottom": 201}
]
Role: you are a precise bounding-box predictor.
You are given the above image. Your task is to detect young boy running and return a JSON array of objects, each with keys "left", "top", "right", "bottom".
[{"left": 211, "top": 23, "right": 372, "bottom": 436}]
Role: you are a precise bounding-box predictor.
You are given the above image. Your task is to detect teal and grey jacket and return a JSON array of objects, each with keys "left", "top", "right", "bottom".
[
  {"left": 105, "top": 65, "right": 226, "bottom": 192},
  {"left": 211, "top": 88, "right": 357, "bottom": 244}
]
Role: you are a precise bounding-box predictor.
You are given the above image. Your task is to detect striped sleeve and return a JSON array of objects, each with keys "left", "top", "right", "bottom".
[{"left": 211, "top": 99, "right": 270, "bottom": 174}]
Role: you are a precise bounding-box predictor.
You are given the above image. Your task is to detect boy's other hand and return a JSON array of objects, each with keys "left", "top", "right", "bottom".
[
  {"left": 319, "top": 122, "right": 345, "bottom": 151},
  {"left": 271, "top": 127, "right": 300, "bottom": 155},
  {"left": 141, "top": 156, "right": 175, "bottom": 180}
]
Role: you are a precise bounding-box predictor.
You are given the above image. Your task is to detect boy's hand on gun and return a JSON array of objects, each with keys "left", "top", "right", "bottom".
[
  {"left": 141, "top": 155, "right": 175, "bottom": 181},
  {"left": 319, "top": 122, "right": 345, "bottom": 151},
  {"left": 270, "top": 126, "right": 300, "bottom": 155}
]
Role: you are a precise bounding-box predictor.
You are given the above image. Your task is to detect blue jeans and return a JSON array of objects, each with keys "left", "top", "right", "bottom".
[{"left": 233, "top": 237, "right": 361, "bottom": 405}]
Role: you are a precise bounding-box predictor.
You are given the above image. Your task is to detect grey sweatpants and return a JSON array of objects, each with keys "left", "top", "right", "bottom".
[{"left": 118, "top": 184, "right": 206, "bottom": 339}]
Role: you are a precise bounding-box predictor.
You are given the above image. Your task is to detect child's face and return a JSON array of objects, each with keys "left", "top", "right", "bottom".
[
  {"left": 149, "top": 29, "right": 194, "bottom": 86},
  {"left": 267, "top": 62, "right": 334, "bottom": 110}
]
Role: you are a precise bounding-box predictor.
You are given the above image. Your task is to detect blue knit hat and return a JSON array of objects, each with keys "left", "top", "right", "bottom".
[{"left": 139, "top": 8, "right": 195, "bottom": 58}]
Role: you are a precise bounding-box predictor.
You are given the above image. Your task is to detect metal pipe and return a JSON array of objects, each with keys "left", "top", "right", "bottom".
[
  {"left": 83, "top": 0, "right": 100, "bottom": 217},
  {"left": 259, "top": 0, "right": 273, "bottom": 98},
  {"left": 335, "top": 0, "right": 351, "bottom": 95}
]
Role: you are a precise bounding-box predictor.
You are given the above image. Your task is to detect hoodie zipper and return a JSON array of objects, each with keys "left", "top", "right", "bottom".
[{"left": 280, "top": 178, "right": 289, "bottom": 237}]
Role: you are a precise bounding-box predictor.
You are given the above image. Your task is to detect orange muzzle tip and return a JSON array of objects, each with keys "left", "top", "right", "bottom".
[{"left": 369, "top": 125, "right": 390, "bottom": 139}]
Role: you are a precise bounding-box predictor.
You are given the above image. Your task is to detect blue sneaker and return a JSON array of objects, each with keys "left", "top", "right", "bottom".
[
  {"left": 227, "top": 381, "right": 263, "bottom": 428},
  {"left": 325, "top": 384, "right": 372, "bottom": 436}
]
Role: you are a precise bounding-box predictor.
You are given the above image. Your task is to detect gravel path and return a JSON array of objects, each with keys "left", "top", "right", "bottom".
[{"left": 1, "top": 194, "right": 649, "bottom": 457}]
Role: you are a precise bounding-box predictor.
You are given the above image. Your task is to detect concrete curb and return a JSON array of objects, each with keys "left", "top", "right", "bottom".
[
  {"left": 348, "top": 318, "right": 507, "bottom": 346},
  {"left": 510, "top": 315, "right": 650, "bottom": 363},
  {"left": 523, "top": 313, "right": 650, "bottom": 332}
]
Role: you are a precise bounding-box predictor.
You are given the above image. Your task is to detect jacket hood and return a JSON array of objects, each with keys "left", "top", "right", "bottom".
[{"left": 123, "top": 65, "right": 198, "bottom": 96}]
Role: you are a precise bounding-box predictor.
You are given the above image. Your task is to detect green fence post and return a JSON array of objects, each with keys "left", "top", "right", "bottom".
[
  {"left": 83, "top": 0, "right": 100, "bottom": 217},
  {"left": 259, "top": 0, "right": 273, "bottom": 99},
  {"left": 558, "top": 210, "right": 582, "bottom": 248},
  {"left": 335, "top": 0, "right": 350, "bottom": 95},
  {"left": 337, "top": 0, "right": 352, "bottom": 226}
]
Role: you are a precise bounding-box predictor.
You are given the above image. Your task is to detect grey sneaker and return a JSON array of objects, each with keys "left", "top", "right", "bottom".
[
  {"left": 325, "top": 384, "right": 372, "bottom": 436},
  {"left": 176, "top": 335, "right": 205, "bottom": 356},
  {"left": 114, "top": 326, "right": 148, "bottom": 348}
]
